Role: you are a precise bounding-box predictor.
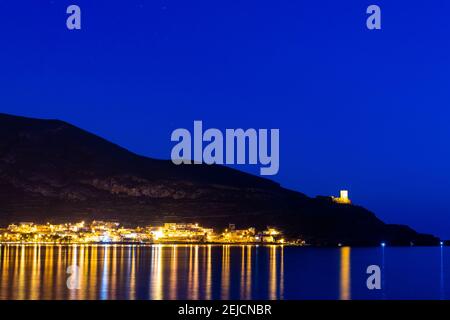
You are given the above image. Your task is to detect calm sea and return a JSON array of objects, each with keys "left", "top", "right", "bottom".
[{"left": 0, "top": 244, "right": 447, "bottom": 300}]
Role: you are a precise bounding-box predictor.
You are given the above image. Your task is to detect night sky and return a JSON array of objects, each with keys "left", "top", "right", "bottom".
[{"left": 1, "top": 1, "right": 450, "bottom": 238}]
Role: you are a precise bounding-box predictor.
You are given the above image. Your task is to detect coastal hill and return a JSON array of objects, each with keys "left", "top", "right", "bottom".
[{"left": 0, "top": 113, "right": 438, "bottom": 245}]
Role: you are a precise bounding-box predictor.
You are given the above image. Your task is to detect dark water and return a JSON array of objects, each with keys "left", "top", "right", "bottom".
[{"left": 0, "top": 244, "right": 448, "bottom": 300}]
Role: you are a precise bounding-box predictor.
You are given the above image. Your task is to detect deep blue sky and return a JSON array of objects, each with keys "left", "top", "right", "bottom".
[{"left": 1, "top": 1, "right": 450, "bottom": 238}]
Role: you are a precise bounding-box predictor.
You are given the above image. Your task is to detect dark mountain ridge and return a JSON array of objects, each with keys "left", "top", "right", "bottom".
[{"left": 0, "top": 113, "right": 438, "bottom": 245}]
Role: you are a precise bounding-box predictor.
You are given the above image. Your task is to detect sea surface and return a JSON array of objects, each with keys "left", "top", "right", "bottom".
[{"left": 0, "top": 244, "right": 448, "bottom": 300}]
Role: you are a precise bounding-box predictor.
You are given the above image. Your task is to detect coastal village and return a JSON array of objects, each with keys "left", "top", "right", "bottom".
[{"left": 0, "top": 221, "right": 291, "bottom": 245}]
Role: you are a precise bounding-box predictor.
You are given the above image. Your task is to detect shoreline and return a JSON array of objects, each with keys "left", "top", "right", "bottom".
[
  {"left": 0, "top": 242, "right": 446, "bottom": 248},
  {"left": 0, "top": 242, "right": 299, "bottom": 246}
]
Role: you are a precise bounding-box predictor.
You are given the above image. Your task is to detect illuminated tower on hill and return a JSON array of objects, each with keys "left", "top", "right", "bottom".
[{"left": 332, "top": 190, "right": 352, "bottom": 205}]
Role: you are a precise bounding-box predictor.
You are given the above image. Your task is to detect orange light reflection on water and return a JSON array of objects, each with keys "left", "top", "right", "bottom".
[
  {"left": 0, "top": 244, "right": 287, "bottom": 300},
  {"left": 340, "top": 247, "right": 351, "bottom": 301}
]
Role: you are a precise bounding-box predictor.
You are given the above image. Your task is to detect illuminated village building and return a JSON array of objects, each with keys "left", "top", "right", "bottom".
[
  {"left": 149, "top": 223, "right": 214, "bottom": 243},
  {"left": 221, "top": 225, "right": 257, "bottom": 243},
  {"left": 257, "top": 227, "right": 284, "bottom": 243},
  {"left": 90, "top": 221, "right": 120, "bottom": 232}
]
